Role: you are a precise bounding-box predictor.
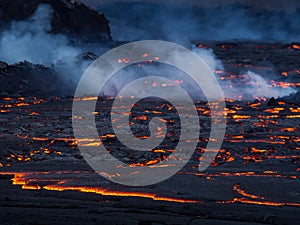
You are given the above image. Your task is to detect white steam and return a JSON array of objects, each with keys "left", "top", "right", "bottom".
[
  {"left": 192, "top": 47, "right": 224, "bottom": 72},
  {"left": 0, "top": 4, "right": 81, "bottom": 66},
  {"left": 191, "top": 48, "right": 297, "bottom": 100},
  {"left": 238, "top": 71, "right": 296, "bottom": 99}
]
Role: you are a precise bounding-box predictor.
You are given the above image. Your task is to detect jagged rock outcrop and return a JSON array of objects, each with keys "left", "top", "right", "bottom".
[
  {"left": 281, "top": 91, "right": 300, "bottom": 104},
  {"left": 0, "top": 0, "right": 112, "bottom": 42}
]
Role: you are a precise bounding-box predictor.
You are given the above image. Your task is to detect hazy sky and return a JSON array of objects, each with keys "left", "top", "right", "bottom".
[{"left": 82, "top": 0, "right": 300, "bottom": 11}]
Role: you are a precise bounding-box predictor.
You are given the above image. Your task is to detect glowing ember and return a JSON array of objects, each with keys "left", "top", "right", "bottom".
[{"left": 292, "top": 44, "right": 300, "bottom": 50}]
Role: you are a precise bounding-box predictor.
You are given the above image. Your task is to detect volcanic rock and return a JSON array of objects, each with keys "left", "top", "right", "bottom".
[
  {"left": 281, "top": 90, "right": 300, "bottom": 104},
  {"left": 0, "top": 61, "right": 7, "bottom": 70},
  {"left": 267, "top": 97, "right": 278, "bottom": 107},
  {"left": 0, "top": 61, "right": 69, "bottom": 97},
  {"left": 0, "top": 0, "right": 112, "bottom": 43},
  {"left": 77, "top": 52, "right": 98, "bottom": 61}
]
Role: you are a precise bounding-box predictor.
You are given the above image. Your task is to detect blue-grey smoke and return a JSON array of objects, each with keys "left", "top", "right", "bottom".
[{"left": 99, "top": 2, "right": 300, "bottom": 43}]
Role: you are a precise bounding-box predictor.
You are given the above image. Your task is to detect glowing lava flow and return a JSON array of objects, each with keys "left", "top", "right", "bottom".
[
  {"left": 1, "top": 94, "right": 300, "bottom": 207},
  {"left": 219, "top": 198, "right": 300, "bottom": 207},
  {"left": 217, "top": 184, "right": 300, "bottom": 207},
  {"left": 43, "top": 185, "right": 199, "bottom": 203},
  {"left": 192, "top": 171, "right": 297, "bottom": 179},
  {"left": 2, "top": 171, "right": 299, "bottom": 207},
  {"left": 0, "top": 172, "right": 199, "bottom": 204},
  {"left": 233, "top": 184, "right": 264, "bottom": 200}
]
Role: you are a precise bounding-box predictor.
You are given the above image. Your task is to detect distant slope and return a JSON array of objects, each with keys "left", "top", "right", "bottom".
[{"left": 98, "top": 1, "right": 300, "bottom": 43}]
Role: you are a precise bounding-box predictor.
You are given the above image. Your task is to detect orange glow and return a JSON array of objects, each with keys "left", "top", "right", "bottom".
[
  {"left": 117, "top": 58, "right": 130, "bottom": 64},
  {"left": 29, "top": 112, "right": 40, "bottom": 116},
  {"left": 258, "top": 115, "right": 279, "bottom": 119},
  {"left": 22, "top": 184, "right": 41, "bottom": 190},
  {"left": 142, "top": 53, "right": 150, "bottom": 58},
  {"left": 130, "top": 158, "right": 161, "bottom": 167},
  {"left": 15, "top": 103, "right": 30, "bottom": 107},
  {"left": 32, "top": 137, "right": 49, "bottom": 141},
  {"left": 79, "top": 142, "right": 101, "bottom": 147},
  {"left": 242, "top": 155, "right": 263, "bottom": 162},
  {"left": 12, "top": 175, "right": 26, "bottom": 185},
  {"left": 202, "top": 110, "right": 211, "bottom": 115},
  {"left": 43, "top": 185, "right": 199, "bottom": 203},
  {"left": 3, "top": 92, "right": 300, "bottom": 207},
  {"left": 100, "top": 134, "right": 116, "bottom": 138},
  {"left": 0, "top": 109, "right": 10, "bottom": 113},
  {"left": 193, "top": 171, "right": 296, "bottom": 180},
  {"left": 232, "top": 135, "right": 244, "bottom": 139},
  {"left": 232, "top": 115, "right": 251, "bottom": 119},
  {"left": 230, "top": 139, "right": 285, "bottom": 145},
  {"left": 2, "top": 172, "right": 199, "bottom": 203},
  {"left": 153, "top": 149, "right": 168, "bottom": 153},
  {"left": 225, "top": 108, "right": 237, "bottom": 114},
  {"left": 287, "top": 115, "right": 300, "bottom": 119},
  {"left": 292, "top": 44, "right": 300, "bottom": 50},
  {"left": 253, "top": 122, "right": 266, "bottom": 127},
  {"left": 233, "top": 184, "right": 263, "bottom": 200},
  {"left": 219, "top": 198, "right": 300, "bottom": 207},
  {"left": 277, "top": 101, "right": 286, "bottom": 105},
  {"left": 264, "top": 108, "right": 284, "bottom": 113},
  {"left": 82, "top": 96, "right": 98, "bottom": 101},
  {"left": 73, "top": 115, "right": 83, "bottom": 119},
  {"left": 3, "top": 171, "right": 299, "bottom": 207},
  {"left": 250, "top": 102, "right": 261, "bottom": 109},
  {"left": 152, "top": 110, "right": 162, "bottom": 115},
  {"left": 290, "top": 108, "right": 300, "bottom": 113},
  {"left": 226, "top": 157, "right": 235, "bottom": 162},
  {"left": 271, "top": 81, "right": 300, "bottom": 88},
  {"left": 197, "top": 43, "right": 209, "bottom": 48},
  {"left": 251, "top": 147, "right": 267, "bottom": 154},
  {"left": 280, "top": 127, "right": 297, "bottom": 132},
  {"left": 151, "top": 81, "right": 157, "bottom": 87},
  {"left": 137, "top": 115, "right": 147, "bottom": 120}
]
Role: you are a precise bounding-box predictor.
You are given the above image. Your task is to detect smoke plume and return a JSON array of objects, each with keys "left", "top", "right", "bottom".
[
  {"left": 0, "top": 4, "right": 108, "bottom": 86},
  {"left": 0, "top": 4, "right": 81, "bottom": 66}
]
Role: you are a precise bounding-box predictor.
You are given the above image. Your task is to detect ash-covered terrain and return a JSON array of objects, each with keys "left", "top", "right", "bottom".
[{"left": 0, "top": 1, "right": 299, "bottom": 225}]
